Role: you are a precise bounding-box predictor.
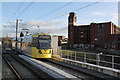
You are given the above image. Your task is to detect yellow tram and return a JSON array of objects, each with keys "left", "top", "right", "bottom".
[{"left": 12, "top": 33, "right": 52, "bottom": 58}]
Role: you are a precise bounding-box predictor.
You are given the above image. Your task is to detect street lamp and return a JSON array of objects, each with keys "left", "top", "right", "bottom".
[
  {"left": 94, "top": 38, "right": 98, "bottom": 49},
  {"left": 95, "top": 38, "right": 97, "bottom": 41}
]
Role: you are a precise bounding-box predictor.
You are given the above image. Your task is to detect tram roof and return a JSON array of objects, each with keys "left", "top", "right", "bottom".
[{"left": 32, "top": 33, "right": 50, "bottom": 37}]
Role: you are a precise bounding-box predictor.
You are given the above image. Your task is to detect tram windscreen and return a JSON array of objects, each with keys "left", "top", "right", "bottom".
[{"left": 39, "top": 40, "right": 51, "bottom": 49}]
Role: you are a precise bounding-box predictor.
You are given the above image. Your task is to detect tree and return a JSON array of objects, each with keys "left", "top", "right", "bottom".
[{"left": 20, "top": 32, "right": 24, "bottom": 37}]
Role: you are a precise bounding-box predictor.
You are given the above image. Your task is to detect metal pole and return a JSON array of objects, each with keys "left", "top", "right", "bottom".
[
  {"left": 67, "top": 51, "right": 69, "bottom": 59},
  {"left": 15, "top": 19, "right": 18, "bottom": 53},
  {"left": 70, "top": 52, "right": 72, "bottom": 59},
  {"left": 84, "top": 53, "right": 86, "bottom": 63},
  {"left": 75, "top": 51, "right": 76, "bottom": 61},
  {"left": 96, "top": 53, "right": 99, "bottom": 66},
  {"left": 112, "top": 55, "right": 114, "bottom": 68},
  {"left": 98, "top": 54, "right": 100, "bottom": 66},
  {"left": 60, "top": 49, "right": 62, "bottom": 58}
]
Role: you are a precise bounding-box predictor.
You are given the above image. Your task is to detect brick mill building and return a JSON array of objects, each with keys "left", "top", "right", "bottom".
[{"left": 68, "top": 12, "right": 120, "bottom": 50}]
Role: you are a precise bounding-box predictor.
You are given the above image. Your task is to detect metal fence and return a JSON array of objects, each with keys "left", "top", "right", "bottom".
[{"left": 55, "top": 50, "right": 120, "bottom": 70}]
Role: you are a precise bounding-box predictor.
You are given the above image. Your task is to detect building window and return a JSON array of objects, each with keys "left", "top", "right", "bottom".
[
  {"left": 102, "top": 24, "right": 104, "bottom": 28},
  {"left": 102, "top": 38, "right": 104, "bottom": 41},
  {"left": 98, "top": 37, "right": 99, "bottom": 40},
  {"left": 99, "top": 32, "right": 101, "bottom": 36},
  {"left": 87, "top": 30, "right": 89, "bottom": 33},
  {"left": 98, "top": 25, "right": 100, "bottom": 28},
  {"left": 98, "top": 29, "right": 99, "bottom": 32},
  {"left": 102, "top": 33, "right": 104, "bottom": 36},
  {"left": 84, "top": 38, "right": 86, "bottom": 41},
  {"left": 102, "top": 28, "right": 103, "bottom": 32},
  {"left": 100, "top": 29, "right": 101, "bottom": 32},
  {"left": 98, "top": 33, "right": 99, "bottom": 36},
  {"left": 81, "top": 35, "right": 83, "bottom": 37}
]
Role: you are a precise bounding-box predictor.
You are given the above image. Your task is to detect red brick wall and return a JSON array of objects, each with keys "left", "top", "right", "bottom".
[
  {"left": 68, "top": 12, "right": 76, "bottom": 48},
  {"left": 68, "top": 12, "right": 120, "bottom": 50},
  {"left": 90, "top": 23, "right": 98, "bottom": 44},
  {"left": 73, "top": 25, "right": 90, "bottom": 44},
  {"left": 90, "top": 22, "right": 113, "bottom": 44}
]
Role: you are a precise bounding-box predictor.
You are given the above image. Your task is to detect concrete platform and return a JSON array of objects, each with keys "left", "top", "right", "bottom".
[
  {"left": 61, "top": 58, "right": 120, "bottom": 79},
  {"left": 19, "top": 55, "right": 79, "bottom": 79}
]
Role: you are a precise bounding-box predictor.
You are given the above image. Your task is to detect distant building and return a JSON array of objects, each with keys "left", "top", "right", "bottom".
[
  {"left": 7, "top": 33, "right": 20, "bottom": 38},
  {"left": 74, "top": 25, "right": 90, "bottom": 46},
  {"left": 60, "top": 38, "right": 68, "bottom": 45},
  {"left": 90, "top": 22, "right": 120, "bottom": 48},
  {"left": 68, "top": 12, "right": 77, "bottom": 48},
  {"left": 68, "top": 12, "right": 90, "bottom": 48},
  {"left": 107, "top": 34, "right": 120, "bottom": 50},
  {"left": 58, "top": 36, "right": 67, "bottom": 46},
  {"left": 58, "top": 36, "right": 65, "bottom": 41},
  {"left": 68, "top": 12, "right": 120, "bottom": 50}
]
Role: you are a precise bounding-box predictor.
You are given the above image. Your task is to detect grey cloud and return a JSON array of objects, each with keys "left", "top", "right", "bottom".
[{"left": 2, "top": 20, "right": 67, "bottom": 37}]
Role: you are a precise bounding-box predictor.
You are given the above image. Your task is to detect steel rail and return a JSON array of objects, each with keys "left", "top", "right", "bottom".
[
  {"left": 2, "top": 54, "right": 23, "bottom": 80},
  {"left": 8, "top": 53, "right": 49, "bottom": 79},
  {"left": 8, "top": 47, "right": 57, "bottom": 79}
]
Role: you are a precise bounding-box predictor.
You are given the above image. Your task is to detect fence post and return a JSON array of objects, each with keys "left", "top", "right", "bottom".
[
  {"left": 84, "top": 53, "right": 86, "bottom": 63},
  {"left": 67, "top": 51, "right": 69, "bottom": 59},
  {"left": 75, "top": 51, "right": 76, "bottom": 61},
  {"left": 60, "top": 50, "right": 62, "bottom": 58},
  {"left": 71, "top": 52, "right": 72, "bottom": 60},
  {"left": 96, "top": 53, "right": 99, "bottom": 66},
  {"left": 57, "top": 48, "right": 58, "bottom": 55},
  {"left": 96, "top": 52, "right": 103, "bottom": 66},
  {"left": 112, "top": 55, "right": 114, "bottom": 69}
]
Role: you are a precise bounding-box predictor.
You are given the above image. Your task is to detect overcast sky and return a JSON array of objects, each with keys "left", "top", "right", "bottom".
[{"left": 1, "top": 0, "right": 119, "bottom": 38}]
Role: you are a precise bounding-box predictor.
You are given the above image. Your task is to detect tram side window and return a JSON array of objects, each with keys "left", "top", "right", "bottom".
[
  {"left": 35, "top": 39, "right": 36, "bottom": 47},
  {"left": 32, "top": 38, "right": 37, "bottom": 47},
  {"left": 35, "top": 39, "right": 38, "bottom": 47},
  {"left": 32, "top": 38, "right": 34, "bottom": 47},
  {"left": 34, "top": 39, "right": 36, "bottom": 46}
]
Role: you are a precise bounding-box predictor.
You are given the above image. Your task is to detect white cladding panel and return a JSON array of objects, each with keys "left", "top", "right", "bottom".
[{"left": 51, "top": 36, "right": 58, "bottom": 50}]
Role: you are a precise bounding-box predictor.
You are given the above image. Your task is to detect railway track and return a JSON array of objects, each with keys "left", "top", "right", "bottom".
[
  {"left": 11, "top": 53, "right": 118, "bottom": 80},
  {"left": 2, "top": 54, "right": 23, "bottom": 80},
  {"left": 2, "top": 52, "right": 54, "bottom": 80},
  {"left": 3, "top": 48, "right": 119, "bottom": 80}
]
